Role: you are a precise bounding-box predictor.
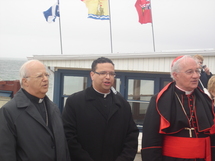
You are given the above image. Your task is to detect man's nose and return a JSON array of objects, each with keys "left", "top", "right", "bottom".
[
  {"left": 105, "top": 74, "right": 111, "bottom": 78},
  {"left": 43, "top": 75, "right": 49, "bottom": 81},
  {"left": 193, "top": 71, "right": 200, "bottom": 77}
]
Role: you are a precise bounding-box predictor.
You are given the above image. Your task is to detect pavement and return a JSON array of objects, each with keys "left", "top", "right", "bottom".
[{"left": 134, "top": 153, "right": 141, "bottom": 161}]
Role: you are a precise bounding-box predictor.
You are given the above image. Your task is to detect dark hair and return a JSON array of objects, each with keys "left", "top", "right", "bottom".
[{"left": 91, "top": 57, "right": 114, "bottom": 71}]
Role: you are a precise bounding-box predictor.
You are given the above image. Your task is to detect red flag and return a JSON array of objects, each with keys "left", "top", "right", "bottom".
[{"left": 135, "top": 0, "right": 152, "bottom": 24}]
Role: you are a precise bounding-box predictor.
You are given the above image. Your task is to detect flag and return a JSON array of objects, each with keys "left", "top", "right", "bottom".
[
  {"left": 135, "top": 0, "right": 152, "bottom": 24},
  {"left": 43, "top": 3, "right": 60, "bottom": 23},
  {"left": 81, "top": 0, "right": 109, "bottom": 20}
]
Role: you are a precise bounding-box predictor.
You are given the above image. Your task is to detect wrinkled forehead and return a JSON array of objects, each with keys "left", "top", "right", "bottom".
[
  {"left": 180, "top": 58, "right": 199, "bottom": 70},
  {"left": 26, "top": 62, "right": 47, "bottom": 74}
]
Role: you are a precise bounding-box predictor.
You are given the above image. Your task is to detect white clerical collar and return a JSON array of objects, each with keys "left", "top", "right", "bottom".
[
  {"left": 175, "top": 85, "right": 193, "bottom": 95},
  {"left": 93, "top": 87, "right": 110, "bottom": 98},
  {"left": 38, "top": 98, "right": 44, "bottom": 103}
]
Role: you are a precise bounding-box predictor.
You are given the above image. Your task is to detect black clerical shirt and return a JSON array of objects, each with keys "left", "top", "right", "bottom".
[{"left": 93, "top": 89, "right": 113, "bottom": 120}]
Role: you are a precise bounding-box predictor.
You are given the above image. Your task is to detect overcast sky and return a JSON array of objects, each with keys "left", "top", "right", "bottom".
[{"left": 0, "top": 0, "right": 215, "bottom": 59}]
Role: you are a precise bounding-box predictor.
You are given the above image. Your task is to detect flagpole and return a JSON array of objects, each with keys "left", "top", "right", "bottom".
[
  {"left": 151, "top": 23, "right": 156, "bottom": 52},
  {"left": 58, "top": 0, "right": 63, "bottom": 55},
  {"left": 108, "top": 0, "right": 113, "bottom": 53},
  {"left": 150, "top": 0, "right": 156, "bottom": 52}
]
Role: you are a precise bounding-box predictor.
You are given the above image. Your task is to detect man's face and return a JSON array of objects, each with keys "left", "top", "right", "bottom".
[
  {"left": 197, "top": 59, "right": 204, "bottom": 69},
  {"left": 23, "top": 62, "right": 49, "bottom": 98},
  {"left": 173, "top": 58, "right": 200, "bottom": 91},
  {"left": 90, "top": 63, "right": 115, "bottom": 93}
]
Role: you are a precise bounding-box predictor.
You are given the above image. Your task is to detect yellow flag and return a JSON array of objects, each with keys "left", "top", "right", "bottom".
[{"left": 81, "top": 0, "right": 109, "bottom": 20}]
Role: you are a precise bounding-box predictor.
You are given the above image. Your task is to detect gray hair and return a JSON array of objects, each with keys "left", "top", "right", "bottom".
[
  {"left": 19, "top": 60, "right": 45, "bottom": 87},
  {"left": 170, "top": 55, "right": 198, "bottom": 80}
]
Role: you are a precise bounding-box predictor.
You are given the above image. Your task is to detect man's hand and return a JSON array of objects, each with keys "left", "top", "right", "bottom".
[{"left": 204, "top": 66, "right": 211, "bottom": 75}]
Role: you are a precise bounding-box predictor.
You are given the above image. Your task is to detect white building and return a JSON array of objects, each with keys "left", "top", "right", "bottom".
[{"left": 29, "top": 50, "right": 215, "bottom": 152}]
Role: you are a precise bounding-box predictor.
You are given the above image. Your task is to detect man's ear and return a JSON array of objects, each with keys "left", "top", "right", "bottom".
[
  {"left": 172, "top": 72, "right": 178, "bottom": 80},
  {"left": 22, "top": 78, "right": 29, "bottom": 87},
  {"left": 90, "top": 71, "right": 94, "bottom": 80}
]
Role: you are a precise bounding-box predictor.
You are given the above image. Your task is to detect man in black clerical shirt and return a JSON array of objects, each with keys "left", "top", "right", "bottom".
[
  {"left": 62, "top": 57, "right": 139, "bottom": 161},
  {"left": 0, "top": 60, "right": 70, "bottom": 161}
]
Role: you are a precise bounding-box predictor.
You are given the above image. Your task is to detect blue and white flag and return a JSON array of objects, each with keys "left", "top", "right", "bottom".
[{"left": 43, "top": 3, "right": 60, "bottom": 23}]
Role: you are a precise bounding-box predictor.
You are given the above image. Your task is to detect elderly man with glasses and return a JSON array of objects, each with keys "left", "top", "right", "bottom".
[
  {"left": 141, "top": 55, "right": 215, "bottom": 161},
  {"left": 0, "top": 60, "right": 70, "bottom": 161},
  {"left": 62, "top": 57, "right": 139, "bottom": 161}
]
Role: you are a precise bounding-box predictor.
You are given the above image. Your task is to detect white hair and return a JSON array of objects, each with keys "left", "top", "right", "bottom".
[
  {"left": 170, "top": 55, "right": 198, "bottom": 80},
  {"left": 19, "top": 60, "right": 45, "bottom": 87}
]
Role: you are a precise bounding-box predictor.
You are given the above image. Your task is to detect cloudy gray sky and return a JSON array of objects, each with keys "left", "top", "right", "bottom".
[{"left": 0, "top": 0, "right": 215, "bottom": 59}]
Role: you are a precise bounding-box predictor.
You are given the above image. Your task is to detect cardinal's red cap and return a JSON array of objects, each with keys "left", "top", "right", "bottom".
[{"left": 171, "top": 55, "right": 184, "bottom": 68}]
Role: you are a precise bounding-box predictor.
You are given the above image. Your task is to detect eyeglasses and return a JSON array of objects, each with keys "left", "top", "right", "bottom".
[
  {"left": 25, "top": 73, "right": 50, "bottom": 79},
  {"left": 93, "top": 71, "right": 116, "bottom": 77},
  {"left": 183, "top": 69, "right": 201, "bottom": 75}
]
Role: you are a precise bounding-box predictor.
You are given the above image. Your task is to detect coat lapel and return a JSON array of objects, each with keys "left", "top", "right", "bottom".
[
  {"left": 15, "top": 90, "right": 53, "bottom": 137},
  {"left": 25, "top": 104, "right": 48, "bottom": 128},
  {"left": 26, "top": 103, "right": 53, "bottom": 137},
  {"left": 45, "top": 98, "right": 59, "bottom": 138},
  {"left": 108, "top": 94, "right": 120, "bottom": 120}
]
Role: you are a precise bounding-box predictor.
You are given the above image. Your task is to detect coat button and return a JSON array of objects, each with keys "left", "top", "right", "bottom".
[{"left": 52, "top": 145, "right": 55, "bottom": 149}]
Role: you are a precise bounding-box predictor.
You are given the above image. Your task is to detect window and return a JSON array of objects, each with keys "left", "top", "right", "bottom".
[
  {"left": 53, "top": 69, "right": 171, "bottom": 124},
  {"left": 53, "top": 70, "right": 91, "bottom": 112},
  {"left": 127, "top": 79, "right": 154, "bottom": 126},
  {"left": 63, "top": 76, "right": 88, "bottom": 106}
]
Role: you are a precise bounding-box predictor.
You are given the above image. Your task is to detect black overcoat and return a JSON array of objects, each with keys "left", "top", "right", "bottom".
[
  {"left": 0, "top": 89, "right": 70, "bottom": 161},
  {"left": 62, "top": 86, "right": 139, "bottom": 161}
]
